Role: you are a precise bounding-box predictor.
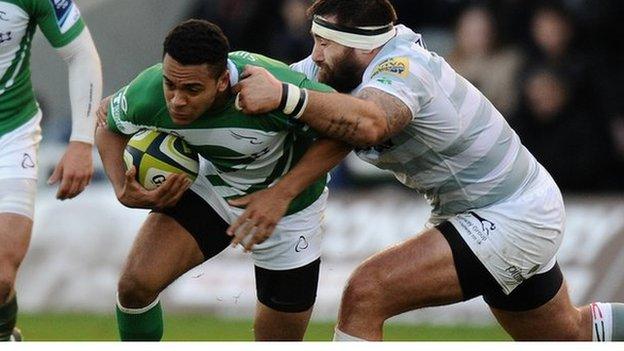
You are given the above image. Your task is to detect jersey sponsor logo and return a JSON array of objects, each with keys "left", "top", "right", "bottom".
[
  {"left": 50, "top": 0, "right": 81, "bottom": 34},
  {"left": 371, "top": 56, "right": 409, "bottom": 78},
  {"left": 0, "top": 10, "right": 9, "bottom": 21},
  {"left": 110, "top": 89, "right": 128, "bottom": 120},
  {"left": 230, "top": 131, "right": 263, "bottom": 145},
  {"left": 295, "top": 235, "right": 309, "bottom": 252},
  {"left": 0, "top": 31, "right": 11, "bottom": 44},
  {"left": 376, "top": 77, "right": 393, "bottom": 85}
]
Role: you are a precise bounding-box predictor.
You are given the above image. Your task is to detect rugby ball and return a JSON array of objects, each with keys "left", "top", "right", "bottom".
[{"left": 123, "top": 129, "right": 199, "bottom": 190}]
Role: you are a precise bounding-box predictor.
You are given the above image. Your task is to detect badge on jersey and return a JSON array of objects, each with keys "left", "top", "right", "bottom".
[
  {"left": 371, "top": 56, "right": 409, "bottom": 78},
  {"left": 49, "top": 0, "right": 81, "bottom": 34}
]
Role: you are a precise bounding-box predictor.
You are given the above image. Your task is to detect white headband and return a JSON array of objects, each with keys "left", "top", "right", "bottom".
[{"left": 311, "top": 16, "right": 396, "bottom": 51}]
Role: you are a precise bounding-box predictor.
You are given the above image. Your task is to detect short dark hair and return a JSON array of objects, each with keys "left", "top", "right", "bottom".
[
  {"left": 163, "top": 19, "right": 230, "bottom": 77},
  {"left": 307, "top": 0, "right": 397, "bottom": 27}
]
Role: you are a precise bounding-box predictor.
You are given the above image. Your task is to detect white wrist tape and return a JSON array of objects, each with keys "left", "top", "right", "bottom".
[{"left": 279, "top": 83, "right": 308, "bottom": 120}]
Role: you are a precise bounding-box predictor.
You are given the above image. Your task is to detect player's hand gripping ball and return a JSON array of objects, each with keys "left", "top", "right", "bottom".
[{"left": 124, "top": 129, "right": 199, "bottom": 190}]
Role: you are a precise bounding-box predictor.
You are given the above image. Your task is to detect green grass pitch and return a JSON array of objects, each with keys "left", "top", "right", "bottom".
[{"left": 18, "top": 313, "right": 510, "bottom": 341}]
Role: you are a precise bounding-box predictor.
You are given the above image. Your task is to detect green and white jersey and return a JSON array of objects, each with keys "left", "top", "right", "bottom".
[
  {"left": 0, "top": 0, "right": 84, "bottom": 137},
  {"left": 293, "top": 25, "right": 544, "bottom": 219},
  {"left": 107, "top": 51, "right": 334, "bottom": 215}
]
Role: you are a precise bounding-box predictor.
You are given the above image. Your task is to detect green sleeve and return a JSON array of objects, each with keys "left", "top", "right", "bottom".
[
  {"left": 28, "top": 0, "right": 85, "bottom": 48},
  {"left": 107, "top": 64, "right": 166, "bottom": 135}
]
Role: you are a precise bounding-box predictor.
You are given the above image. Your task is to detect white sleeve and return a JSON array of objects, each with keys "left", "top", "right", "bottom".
[
  {"left": 362, "top": 56, "right": 434, "bottom": 117},
  {"left": 290, "top": 55, "right": 319, "bottom": 81},
  {"left": 55, "top": 28, "right": 103, "bottom": 144}
]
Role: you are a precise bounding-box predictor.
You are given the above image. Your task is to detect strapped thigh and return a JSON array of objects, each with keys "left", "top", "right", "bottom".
[
  {"left": 437, "top": 221, "right": 563, "bottom": 311},
  {"left": 153, "top": 189, "right": 230, "bottom": 260},
  {"left": 255, "top": 258, "right": 320, "bottom": 313}
]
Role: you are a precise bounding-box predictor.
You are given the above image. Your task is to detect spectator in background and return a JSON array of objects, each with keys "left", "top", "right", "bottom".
[
  {"left": 187, "top": 0, "right": 283, "bottom": 53},
  {"left": 511, "top": 67, "right": 623, "bottom": 192},
  {"left": 269, "top": 0, "right": 313, "bottom": 63},
  {"left": 447, "top": 5, "right": 524, "bottom": 116},
  {"left": 188, "top": 0, "right": 257, "bottom": 50},
  {"left": 521, "top": 2, "right": 624, "bottom": 185},
  {"left": 524, "top": 2, "right": 601, "bottom": 113}
]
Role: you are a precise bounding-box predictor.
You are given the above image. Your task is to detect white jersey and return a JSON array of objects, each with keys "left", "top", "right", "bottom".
[{"left": 292, "top": 25, "right": 546, "bottom": 220}]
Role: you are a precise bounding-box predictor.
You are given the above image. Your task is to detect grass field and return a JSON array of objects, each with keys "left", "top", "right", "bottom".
[{"left": 18, "top": 314, "right": 510, "bottom": 341}]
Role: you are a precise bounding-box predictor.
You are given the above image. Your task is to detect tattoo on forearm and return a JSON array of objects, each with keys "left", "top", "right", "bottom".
[{"left": 325, "top": 115, "right": 362, "bottom": 141}]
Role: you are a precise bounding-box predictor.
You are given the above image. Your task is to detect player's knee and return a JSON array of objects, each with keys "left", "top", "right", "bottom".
[
  {"left": 0, "top": 274, "right": 15, "bottom": 304},
  {"left": 117, "top": 273, "right": 160, "bottom": 308},
  {"left": 341, "top": 265, "right": 386, "bottom": 315}
]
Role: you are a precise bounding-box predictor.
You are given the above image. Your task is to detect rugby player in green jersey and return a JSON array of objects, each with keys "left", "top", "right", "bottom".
[
  {"left": 0, "top": 0, "right": 102, "bottom": 341},
  {"left": 95, "top": 19, "right": 350, "bottom": 341}
]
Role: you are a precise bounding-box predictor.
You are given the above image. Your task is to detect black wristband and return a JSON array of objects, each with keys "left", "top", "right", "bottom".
[{"left": 278, "top": 83, "right": 289, "bottom": 111}]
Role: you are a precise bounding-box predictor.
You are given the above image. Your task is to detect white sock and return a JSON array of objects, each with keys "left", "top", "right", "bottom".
[
  {"left": 333, "top": 327, "right": 366, "bottom": 341},
  {"left": 591, "top": 302, "right": 613, "bottom": 341}
]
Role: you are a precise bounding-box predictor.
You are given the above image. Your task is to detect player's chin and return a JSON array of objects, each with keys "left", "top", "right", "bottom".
[
  {"left": 170, "top": 113, "right": 196, "bottom": 125},
  {"left": 317, "top": 70, "right": 331, "bottom": 84}
]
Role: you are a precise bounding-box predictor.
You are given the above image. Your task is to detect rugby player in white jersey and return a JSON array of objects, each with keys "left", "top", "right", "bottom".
[
  {"left": 229, "top": 0, "right": 624, "bottom": 341},
  {"left": 0, "top": 0, "right": 102, "bottom": 341}
]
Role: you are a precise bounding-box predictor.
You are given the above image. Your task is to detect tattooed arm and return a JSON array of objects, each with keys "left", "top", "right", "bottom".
[
  {"left": 234, "top": 65, "right": 413, "bottom": 147},
  {"left": 299, "top": 87, "right": 413, "bottom": 147}
]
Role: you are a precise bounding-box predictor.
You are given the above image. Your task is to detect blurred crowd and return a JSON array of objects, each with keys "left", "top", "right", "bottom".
[{"left": 185, "top": 0, "right": 624, "bottom": 193}]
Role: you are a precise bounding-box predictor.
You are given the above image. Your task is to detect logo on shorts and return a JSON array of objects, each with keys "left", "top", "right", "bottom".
[
  {"left": 505, "top": 265, "right": 524, "bottom": 283},
  {"left": 0, "top": 11, "right": 9, "bottom": 21},
  {"left": 295, "top": 235, "right": 308, "bottom": 252},
  {"left": 21, "top": 153, "right": 35, "bottom": 169},
  {"left": 469, "top": 211, "right": 496, "bottom": 235}
]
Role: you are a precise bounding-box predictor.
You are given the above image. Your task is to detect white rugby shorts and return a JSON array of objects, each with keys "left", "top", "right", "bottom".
[
  {"left": 0, "top": 110, "right": 42, "bottom": 180},
  {"left": 439, "top": 165, "right": 565, "bottom": 295},
  {"left": 0, "top": 111, "right": 42, "bottom": 218},
  {"left": 190, "top": 156, "right": 326, "bottom": 271}
]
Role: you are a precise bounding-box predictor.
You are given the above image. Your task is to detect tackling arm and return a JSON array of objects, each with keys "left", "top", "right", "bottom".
[
  {"left": 273, "top": 138, "right": 352, "bottom": 198},
  {"left": 227, "top": 138, "right": 352, "bottom": 250},
  {"left": 302, "top": 87, "right": 413, "bottom": 147},
  {"left": 234, "top": 65, "right": 413, "bottom": 148}
]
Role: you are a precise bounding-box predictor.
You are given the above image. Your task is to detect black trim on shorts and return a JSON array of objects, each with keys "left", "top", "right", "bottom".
[
  {"left": 153, "top": 190, "right": 231, "bottom": 260},
  {"left": 436, "top": 221, "right": 563, "bottom": 311},
  {"left": 255, "top": 258, "right": 321, "bottom": 313}
]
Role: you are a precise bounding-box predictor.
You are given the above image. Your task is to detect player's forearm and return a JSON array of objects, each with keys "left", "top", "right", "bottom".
[
  {"left": 298, "top": 91, "right": 388, "bottom": 148},
  {"left": 95, "top": 126, "right": 129, "bottom": 196},
  {"left": 273, "top": 138, "right": 352, "bottom": 199},
  {"left": 58, "top": 29, "right": 103, "bottom": 144}
]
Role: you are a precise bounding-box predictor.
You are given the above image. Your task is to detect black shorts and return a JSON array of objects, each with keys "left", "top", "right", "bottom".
[
  {"left": 153, "top": 190, "right": 320, "bottom": 312},
  {"left": 437, "top": 221, "right": 563, "bottom": 311}
]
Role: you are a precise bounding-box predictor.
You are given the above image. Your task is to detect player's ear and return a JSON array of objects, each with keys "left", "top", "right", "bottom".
[{"left": 217, "top": 69, "right": 230, "bottom": 93}]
